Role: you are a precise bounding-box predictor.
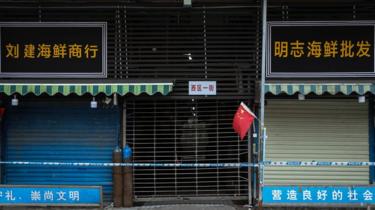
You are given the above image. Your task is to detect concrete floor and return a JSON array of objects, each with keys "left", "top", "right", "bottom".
[
  {"left": 0, "top": 201, "right": 248, "bottom": 210},
  {"left": 0, "top": 203, "right": 369, "bottom": 210}
]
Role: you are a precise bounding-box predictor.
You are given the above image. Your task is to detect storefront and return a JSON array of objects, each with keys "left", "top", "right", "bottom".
[
  {"left": 0, "top": 1, "right": 258, "bottom": 205},
  {"left": 0, "top": 83, "right": 173, "bottom": 202},
  {"left": 261, "top": 13, "right": 375, "bottom": 206},
  {"left": 264, "top": 85, "right": 371, "bottom": 185}
]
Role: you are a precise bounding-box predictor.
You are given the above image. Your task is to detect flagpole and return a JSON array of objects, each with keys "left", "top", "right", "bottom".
[
  {"left": 247, "top": 129, "right": 252, "bottom": 209},
  {"left": 259, "top": 0, "right": 268, "bottom": 207}
]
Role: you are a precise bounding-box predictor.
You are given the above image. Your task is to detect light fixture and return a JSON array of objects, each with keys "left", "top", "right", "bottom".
[
  {"left": 184, "top": 53, "right": 192, "bottom": 61},
  {"left": 358, "top": 95, "right": 366, "bottom": 103},
  {"left": 90, "top": 97, "right": 97, "bottom": 109},
  {"left": 113, "top": 93, "right": 118, "bottom": 106},
  {"left": 298, "top": 93, "right": 305, "bottom": 101},
  {"left": 11, "top": 95, "right": 18, "bottom": 106},
  {"left": 183, "top": 0, "right": 192, "bottom": 7},
  {"left": 104, "top": 97, "right": 112, "bottom": 105}
]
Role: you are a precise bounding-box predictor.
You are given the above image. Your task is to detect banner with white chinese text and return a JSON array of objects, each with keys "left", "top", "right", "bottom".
[
  {"left": 0, "top": 185, "right": 102, "bottom": 207},
  {"left": 263, "top": 185, "right": 375, "bottom": 206}
]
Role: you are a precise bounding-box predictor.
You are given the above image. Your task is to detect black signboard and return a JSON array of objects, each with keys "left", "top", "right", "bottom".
[
  {"left": 0, "top": 22, "right": 107, "bottom": 78},
  {"left": 266, "top": 22, "right": 375, "bottom": 78}
]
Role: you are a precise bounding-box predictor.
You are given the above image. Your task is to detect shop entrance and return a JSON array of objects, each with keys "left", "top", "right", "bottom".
[
  {"left": 3, "top": 99, "right": 120, "bottom": 202},
  {"left": 126, "top": 99, "right": 250, "bottom": 201}
]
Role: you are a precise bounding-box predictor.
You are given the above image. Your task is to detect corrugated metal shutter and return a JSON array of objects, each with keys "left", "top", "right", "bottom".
[
  {"left": 124, "top": 7, "right": 258, "bottom": 98},
  {"left": 264, "top": 99, "right": 369, "bottom": 185},
  {"left": 3, "top": 100, "right": 120, "bottom": 202}
]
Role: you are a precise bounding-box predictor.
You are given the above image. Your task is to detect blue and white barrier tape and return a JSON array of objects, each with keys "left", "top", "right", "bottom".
[
  {"left": 0, "top": 161, "right": 375, "bottom": 168},
  {"left": 263, "top": 161, "right": 375, "bottom": 166},
  {"left": 0, "top": 161, "right": 254, "bottom": 168}
]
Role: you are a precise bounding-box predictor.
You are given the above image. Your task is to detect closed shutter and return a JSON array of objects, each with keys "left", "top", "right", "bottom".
[
  {"left": 4, "top": 100, "right": 120, "bottom": 202},
  {"left": 264, "top": 99, "right": 369, "bottom": 185},
  {"left": 126, "top": 99, "right": 248, "bottom": 199}
]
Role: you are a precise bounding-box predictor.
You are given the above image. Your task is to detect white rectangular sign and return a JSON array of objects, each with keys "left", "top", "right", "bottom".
[{"left": 189, "top": 81, "right": 216, "bottom": 95}]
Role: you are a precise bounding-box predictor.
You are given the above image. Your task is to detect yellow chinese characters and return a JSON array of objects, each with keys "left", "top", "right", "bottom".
[
  {"left": 4, "top": 43, "right": 99, "bottom": 59},
  {"left": 68, "top": 44, "right": 82, "bottom": 58},
  {"left": 53, "top": 44, "right": 67, "bottom": 58},
  {"left": 24, "top": 44, "right": 36, "bottom": 58},
  {"left": 84, "top": 45, "right": 98, "bottom": 59},
  {"left": 274, "top": 40, "right": 372, "bottom": 59},
  {"left": 357, "top": 41, "right": 371, "bottom": 57},
  {"left": 37, "top": 44, "right": 52, "bottom": 59},
  {"left": 274, "top": 41, "right": 288, "bottom": 58},
  {"left": 290, "top": 40, "right": 304, "bottom": 58},
  {"left": 5, "top": 43, "right": 20, "bottom": 59},
  {"left": 340, "top": 40, "right": 354, "bottom": 58},
  {"left": 323, "top": 41, "right": 338, "bottom": 58},
  {"left": 307, "top": 41, "right": 322, "bottom": 58}
]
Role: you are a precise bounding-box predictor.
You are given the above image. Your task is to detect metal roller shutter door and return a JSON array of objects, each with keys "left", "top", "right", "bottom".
[
  {"left": 126, "top": 99, "right": 249, "bottom": 199},
  {"left": 3, "top": 100, "right": 120, "bottom": 202},
  {"left": 264, "top": 99, "right": 369, "bottom": 185}
]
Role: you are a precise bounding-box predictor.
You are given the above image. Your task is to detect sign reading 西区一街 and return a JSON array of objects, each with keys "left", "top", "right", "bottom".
[
  {"left": 266, "top": 21, "right": 375, "bottom": 78},
  {"left": 0, "top": 185, "right": 102, "bottom": 206},
  {"left": 188, "top": 81, "right": 216, "bottom": 95},
  {"left": 0, "top": 22, "right": 106, "bottom": 78},
  {"left": 263, "top": 185, "right": 375, "bottom": 206}
]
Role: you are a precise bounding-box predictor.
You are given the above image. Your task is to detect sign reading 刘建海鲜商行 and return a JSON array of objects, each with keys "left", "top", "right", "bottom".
[{"left": 0, "top": 22, "right": 107, "bottom": 78}]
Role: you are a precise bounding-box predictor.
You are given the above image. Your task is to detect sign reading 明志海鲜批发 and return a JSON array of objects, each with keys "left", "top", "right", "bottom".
[
  {"left": 0, "top": 22, "right": 107, "bottom": 78},
  {"left": 263, "top": 185, "right": 375, "bottom": 206},
  {"left": 0, "top": 185, "right": 101, "bottom": 206},
  {"left": 266, "top": 21, "right": 375, "bottom": 78}
]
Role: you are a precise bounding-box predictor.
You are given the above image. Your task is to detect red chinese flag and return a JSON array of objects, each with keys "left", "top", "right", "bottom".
[{"left": 233, "top": 102, "right": 256, "bottom": 140}]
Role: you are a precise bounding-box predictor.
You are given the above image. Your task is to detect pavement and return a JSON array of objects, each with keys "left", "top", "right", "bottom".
[
  {"left": 0, "top": 204, "right": 243, "bottom": 210},
  {"left": 112, "top": 204, "right": 239, "bottom": 210},
  {"left": 0, "top": 205, "right": 369, "bottom": 210}
]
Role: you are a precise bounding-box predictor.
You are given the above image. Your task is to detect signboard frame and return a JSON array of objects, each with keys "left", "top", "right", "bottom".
[
  {"left": 0, "top": 22, "right": 107, "bottom": 78},
  {"left": 266, "top": 21, "right": 375, "bottom": 78},
  {"left": 0, "top": 185, "right": 102, "bottom": 207}
]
